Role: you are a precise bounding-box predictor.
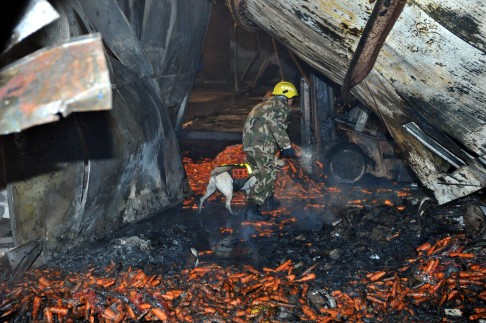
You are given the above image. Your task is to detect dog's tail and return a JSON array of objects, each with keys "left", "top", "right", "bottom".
[{"left": 198, "top": 175, "right": 217, "bottom": 213}]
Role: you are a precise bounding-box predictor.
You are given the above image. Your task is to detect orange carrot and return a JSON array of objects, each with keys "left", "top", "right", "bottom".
[
  {"left": 126, "top": 305, "right": 136, "bottom": 319},
  {"left": 416, "top": 242, "right": 432, "bottom": 252},
  {"left": 319, "top": 308, "right": 339, "bottom": 318},
  {"left": 432, "top": 279, "right": 444, "bottom": 293},
  {"left": 192, "top": 267, "right": 212, "bottom": 273},
  {"left": 275, "top": 260, "right": 292, "bottom": 272},
  {"left": 367, "top": 271, "right": 386, "bottom": 282},
  {"left": 448, "top": 252, "right": 475, "bottom": 258},
  {"left": 459, "top": 271, "right": 484, "bottom": 278},
  {"left": 101, "top": 307, "right": 117, "bottom": 320},
  {"left": 438, "top": 292, "right": 448, "bottom": 307},
  {"left": 139, "top": 303, "right": 152, "bottom": 310},
  {"left": 32, "top": 296, "right": 42, "bottom": 319},
  {"left": 302, "top": 305, "right": 318, "bottom": 320},
  {"left": 436, "top": 236, "right": 452, "bottom": 247},
  {"left": 469, "top": 313, "right": 486, "bottom": 320},
  {"left": 152, "top": 308, "right": 168, "bottom": 322},
  {"left": 204, "top": 307, "right": 217, "bottom": 314},
  {"left": 286, "top": 274, "right": 295, "bottom": 282},
  {"left": 407, "top": 292, "right": 428, "bottom": 299},
  {"left": 391, "top": 279, "right": 399, "bottom": 298},
  {"left": 301, "top": 284, "right": 309, "bottom": 299},
  {"left": 469, "top": 264, "right": 480, "bottom": 270},
  {"left": 295, "top": 273, "right": 316, "bottom": 282},
  {"left": 425, "top": 258, "right": 439, "bottom": 274},
  {"left": 447, "top": 289, "right": 459, "bottom": 301},
  {"left": 270, "top": 294, "right": 289, "bottom": 303},
  {"left": 44, "top": 308, "right": 54, "bottom": 323},
  {"left": 38, "top": 276, "right": 51, "bottom": 287},
  {"left": 426, "top": 245, "right": 436, "bottom": 256},
  {"left": 366, "top": 295, "right": 386, "bottom": 306},
  {"left": 331, "top": 290, "right": 342, "bottom": 297}
]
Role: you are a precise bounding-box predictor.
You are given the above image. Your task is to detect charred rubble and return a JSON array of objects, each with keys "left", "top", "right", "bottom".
[
  {"left": 1, "top": 1, "right": 486, "bottom": 322},
  {"left": 0, "top": 145, "right": 485, "bottom": 322}
]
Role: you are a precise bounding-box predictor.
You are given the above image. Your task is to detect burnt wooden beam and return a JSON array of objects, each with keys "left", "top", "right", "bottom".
[{"left": 342, "top": 0, "right": 407, "bottom": 99}]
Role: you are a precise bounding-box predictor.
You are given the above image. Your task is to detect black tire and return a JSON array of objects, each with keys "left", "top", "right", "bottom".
[{"left": 326, "top": 143, "right": 367, "bottom": 184}]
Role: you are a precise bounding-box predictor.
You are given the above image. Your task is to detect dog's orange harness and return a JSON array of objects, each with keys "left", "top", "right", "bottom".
[
  {"left": 220, "top": 163, "right": 252, "bottom": 180},
  {"left": 232, "top": 167, "right": 249, "bottom": 179}
]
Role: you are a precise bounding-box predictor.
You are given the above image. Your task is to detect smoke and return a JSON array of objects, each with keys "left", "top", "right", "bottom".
[{"left": 297, "top": 146, "right": 314, "bottom": 174}]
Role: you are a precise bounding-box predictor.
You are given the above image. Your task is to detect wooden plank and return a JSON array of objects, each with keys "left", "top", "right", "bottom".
[{"left": 412, "top": 0, "right": 486, "bottom": 52}]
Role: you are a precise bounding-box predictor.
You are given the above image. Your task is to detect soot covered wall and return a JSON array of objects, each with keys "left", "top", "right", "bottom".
[{"left": 3, "top": 0, "right": 212, "bottom": 263}]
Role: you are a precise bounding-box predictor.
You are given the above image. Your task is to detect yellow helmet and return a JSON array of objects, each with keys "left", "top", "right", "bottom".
[{"left": 271, "top": 81, "right": 298, "bottom": 99}]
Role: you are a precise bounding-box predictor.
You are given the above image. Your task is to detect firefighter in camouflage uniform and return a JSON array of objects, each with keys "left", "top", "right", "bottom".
[{"left": 242, "top": 81, "right": 298, "bottom": 221}]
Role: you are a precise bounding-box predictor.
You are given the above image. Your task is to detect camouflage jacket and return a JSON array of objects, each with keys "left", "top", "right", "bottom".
[{"left": 242, "top": 97, "right": 291, "bottom": 155}]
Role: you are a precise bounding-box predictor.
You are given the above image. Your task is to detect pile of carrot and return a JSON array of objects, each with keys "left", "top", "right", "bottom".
[
  {"left": 182, "top": 144, "right": 411, "bottom": 213},
  {"left": 1, "top": 234, "right": 484, "bottom": 322},
  {"left": 0, "top": 259, "right": 326, "bottom": 322},
  {"left": 327, "top": 234, "right": 486, "bottom": 321},
  {"left": 182, "top": 144, "right": 328, "bottom": 210}
]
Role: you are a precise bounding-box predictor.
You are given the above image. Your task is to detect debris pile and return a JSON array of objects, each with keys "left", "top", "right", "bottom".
[
  {"left": 0, "top": 259, "right": 325, "bottom": 322},
  {"left": 327, "top": 234, "right": 486, "bottom": 321},
  {"left": 1, "top": 144, "right": 485, "bottom": 322},
  {"left": 0, "top": 233, "right": 484, "bottom": 322}
]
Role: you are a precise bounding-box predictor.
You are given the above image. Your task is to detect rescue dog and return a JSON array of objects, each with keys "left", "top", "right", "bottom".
[
  {"left": 198, "top": 159, "right": 286, "bottom": 215},
  {"left": 198, "top": 164, "right": 256, "bottom": 215}
]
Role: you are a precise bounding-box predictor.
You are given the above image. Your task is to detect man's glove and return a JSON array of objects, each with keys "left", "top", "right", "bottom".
[{"left": 281, "top": 147, "right": 296, "bottom": 157}]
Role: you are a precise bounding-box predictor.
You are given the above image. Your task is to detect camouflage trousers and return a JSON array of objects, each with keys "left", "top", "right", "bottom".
[{"left": 245, "top": 150, "right": 277, "bottom": 206}]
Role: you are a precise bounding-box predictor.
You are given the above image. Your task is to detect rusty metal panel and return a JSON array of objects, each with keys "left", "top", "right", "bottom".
[{"left": 0, "top": 34, "right": 111, "bottom": 134}]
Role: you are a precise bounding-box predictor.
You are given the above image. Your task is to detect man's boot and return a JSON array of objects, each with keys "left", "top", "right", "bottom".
[
  {"left": 244, "top": 202, "right": 269, "bottom": 221},
  {"left": 263, "top": 195, "right": 281, "bottom": 210}
]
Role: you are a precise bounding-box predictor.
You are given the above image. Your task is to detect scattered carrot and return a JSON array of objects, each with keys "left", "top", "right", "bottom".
[
  {"left": 32, "top": 296, "right": 42, "bottom": 319},
  {"left": 416, "top": 242, "right": 432, "bottom": 252},
  {"left": 295, "top": 273, "right": 316, "bottom": 282},
  {"left": 367, "top": 271, "right": 386, "bottom": 282},
  {"left": 302, "top": 304, "right": 318, "bottom": 320},
  {"left": 448, "top": 252, "right": 474, "bottom": 258},
  {"left": 275, "top": 260, "right": 292, "bottom": 272},
  {"left": 152, "top": 308, "right": 168, "bottom": 322}
]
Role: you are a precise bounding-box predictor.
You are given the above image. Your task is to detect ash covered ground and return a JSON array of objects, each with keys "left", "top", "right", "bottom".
[
  {"left": 2, "top": 142, "right": 485, "bottom": 322},
  {"left": 54, "top": 170, "right": 484, "bottom": 284},
  {"left": 39, "top": 147, "right": 486, "bottom": 322}
]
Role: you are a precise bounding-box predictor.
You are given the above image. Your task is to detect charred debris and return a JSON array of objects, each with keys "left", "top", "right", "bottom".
[
  {"left": 1, "top": 144, "right": 485, "bottom": 322},
  {"left": 0, "top": 0, "right": 486, "bottom": 322}
]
